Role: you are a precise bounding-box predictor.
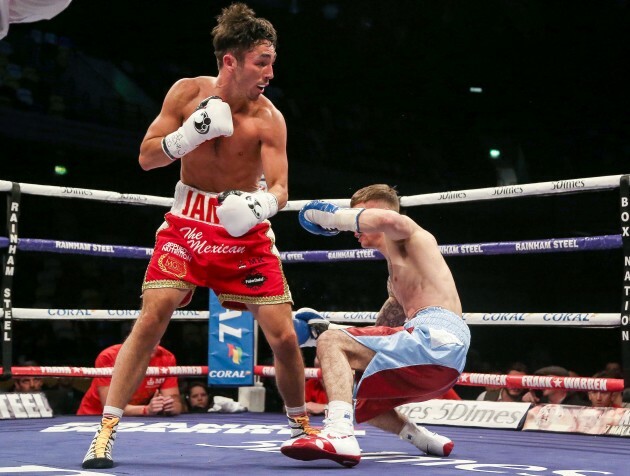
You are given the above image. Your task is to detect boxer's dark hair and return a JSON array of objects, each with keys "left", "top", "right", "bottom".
[
  {"left": 351, "top": 184, "right": 400, "bottom": 212},
  {"left": 212, "top": 3, "right": 277, "bottom": 68}
]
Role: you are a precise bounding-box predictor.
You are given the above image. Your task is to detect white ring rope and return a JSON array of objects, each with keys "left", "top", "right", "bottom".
[
  {"left": 0, "top": 308, "right": 621, "bottom": 327},
  {"left": 1, "top": 175, "right": 627, "bottom": 387},
  {"left": 398, "top": 175, "right": 622, "bottom": 207},
  {"left": 0, "top": 182, "right": 173, "bottom": 207},
  {"left": 0, "top": 174, "right": 623, "bottom": 210}
]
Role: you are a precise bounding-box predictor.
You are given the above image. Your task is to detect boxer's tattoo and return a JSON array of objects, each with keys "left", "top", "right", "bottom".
[{"left": 375, "top": 297, "right": 406, "bottom": 327}]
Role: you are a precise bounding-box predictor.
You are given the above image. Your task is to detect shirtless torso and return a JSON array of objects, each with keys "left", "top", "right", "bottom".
[
  {"left": 139, "top": 42, "right": 288, "bottom": 205},
  {"left": 175, "top": 78, "right": 278, "bottom": 192},
  {"left": 356, "top": 199, "right": 462, "bottom": 320},
  {"left": 385, "top": 226, "right": 462, "bottom": 318}
]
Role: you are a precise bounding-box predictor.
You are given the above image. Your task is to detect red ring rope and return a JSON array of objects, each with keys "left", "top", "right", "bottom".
[{"left": 3, "top": 366, "right": 623, "bottom": 392}]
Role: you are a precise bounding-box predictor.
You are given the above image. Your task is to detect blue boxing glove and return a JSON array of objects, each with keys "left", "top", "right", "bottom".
[
  {"left": 295, "top": 307, "right": 330, "bottom": 340},
  {"left": 294, "top": 307, "right": 349, "bottom": 346},
  {"left": 299, "top": 200, "right": 365, "bottom": 236},
  {"left": 299, "top": 200, "right": 339, "bottom": 236},
  {"left": 217, "top": 190, "right": 279, "bottom": 237}
]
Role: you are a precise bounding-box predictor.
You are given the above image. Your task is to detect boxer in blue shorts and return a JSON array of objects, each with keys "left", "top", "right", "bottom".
[{"left": 281, "top": 184, "right": 471, "bottom": 467}]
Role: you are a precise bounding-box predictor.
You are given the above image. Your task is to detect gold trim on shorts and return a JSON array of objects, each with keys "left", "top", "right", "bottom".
[
  {"left": 142, "top": 279, "right": 196, "bottom": 292},
  {"left": 218, "top": 291, "right": 293, "bottom": 307}
]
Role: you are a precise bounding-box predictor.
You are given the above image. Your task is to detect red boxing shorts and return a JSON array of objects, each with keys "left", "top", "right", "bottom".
[
  {"left": 343, "top": 307, "right": 470, "bottom": 423},
  {"left": 142, "top": 182, "right": 293, "bottom": 310}
]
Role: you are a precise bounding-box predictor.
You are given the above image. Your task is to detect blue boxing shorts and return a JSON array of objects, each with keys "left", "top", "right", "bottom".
[{"left": 342, "top": 306, "right": 470, "bottom": 423}]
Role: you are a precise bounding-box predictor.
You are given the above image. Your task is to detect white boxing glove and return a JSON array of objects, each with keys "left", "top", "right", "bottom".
[
  {"left": 216, "top": 190, "right": 279, "bottom": 237},
  {"left": 162, "top": 96, "right": 234, "bottom": 160}
]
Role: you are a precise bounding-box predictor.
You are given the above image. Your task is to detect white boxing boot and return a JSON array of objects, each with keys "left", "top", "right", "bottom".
[
  {"left": 399, "top": 421, "right": 454, "bottom": 456},
  {"left": 282, "top": 402, "right": 361, "bottom": 468},
  {"left": 281, "top": 420, "right": 361, "bottom": 468}
]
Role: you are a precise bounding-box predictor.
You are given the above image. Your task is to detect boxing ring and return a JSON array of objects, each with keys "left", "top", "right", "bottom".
[
  {"left": 1, "top": 412, "right": 629, "bottom": 475},
  {"left": 1, "top": 175, "right": 630, "bottom": 474}
]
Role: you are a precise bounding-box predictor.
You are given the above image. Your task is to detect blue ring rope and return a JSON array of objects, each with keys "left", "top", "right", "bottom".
[{"left": 0, "top": 234, "right": 621, "bottom": 261}]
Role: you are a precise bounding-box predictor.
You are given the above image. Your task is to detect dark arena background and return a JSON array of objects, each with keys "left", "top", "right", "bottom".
[{"left": 1, "top": 1, "right": 630, "bottom": 473}]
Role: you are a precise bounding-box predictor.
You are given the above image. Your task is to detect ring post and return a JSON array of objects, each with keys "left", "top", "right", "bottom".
[
  {"left": 207, "top": 291, "right": 255, "bottom": 387},
  {"left": 620, "top": 175, "right": 630, "bottom": 388},
  {"left": 2, "top": 183, "right": 20, "bottom": 379}
]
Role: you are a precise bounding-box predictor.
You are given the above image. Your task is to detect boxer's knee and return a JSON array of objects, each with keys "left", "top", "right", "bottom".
[
  {"left": 130, "top": 316, "right": 165, "bottom": 342},
  {"left": 141, "top": 289, "right": 185, "bottom": 319},
  {"left": 129, "top": 289, "right": 182, "bottom": 344},
  {"left": 316, "top": 329, "right": 346, "bottom": 355},
  {"left": 132, "top": 310, "right": 169, "bottom": 340},
  {"left": 317, "top": 334, "right": 350, "bottom": 369},
  {"left": 254, "top": 303, "right": 300, "bottom": 356},
  {"left": 268, "top": 327, "right": 301, "bottom": 358},
  {"left": 317, "top": 330, "right": 373, "bottom": 370}
]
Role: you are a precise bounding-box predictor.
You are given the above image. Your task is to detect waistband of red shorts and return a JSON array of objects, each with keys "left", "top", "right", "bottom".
[{"left": 171, "top": 181, "right": 220, "bottom": 225}]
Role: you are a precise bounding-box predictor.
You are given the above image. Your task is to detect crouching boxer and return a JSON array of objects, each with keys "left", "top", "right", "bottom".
[
  {"left": 82, "top": 4, "right": 314, "bottom": 470},
  {"left": 280, "top": 184, "right": 471, "bottom": 467}
]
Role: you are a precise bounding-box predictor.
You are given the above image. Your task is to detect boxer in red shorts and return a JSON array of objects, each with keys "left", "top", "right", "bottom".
[
  {"left": 143, "top": 181, "right": 291, "bottom": 310},
  {"left": 82, "top": 4, "right": 313, "bottom": 470}
]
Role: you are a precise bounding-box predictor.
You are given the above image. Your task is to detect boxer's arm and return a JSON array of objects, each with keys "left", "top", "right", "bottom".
[
  {"left": 259, "top": 107, "right": 288, "bottom": 209},
  {"left": 375, "top": 296, "right": 406, "bottom": 327},
  {"left": 300, "top": 202, "right": 418, "bottom": 239},
  {"left": 355, "top": 209, "right": 418, "bottom": 241},
  {"left": 139, "top": 79, "right": 199, "bottom": 171},
  {"left": 216, "top": 108, "right": 287, "bottom": 237}
]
